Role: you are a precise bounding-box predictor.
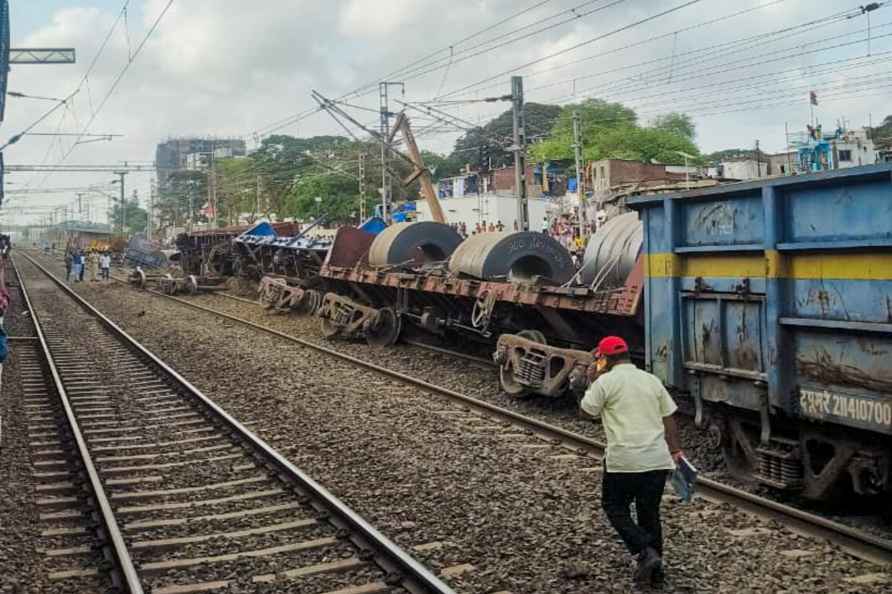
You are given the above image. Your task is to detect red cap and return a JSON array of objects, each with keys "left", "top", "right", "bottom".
[{"left": 595, "top": 336, "right": 628, "bottom": 357}]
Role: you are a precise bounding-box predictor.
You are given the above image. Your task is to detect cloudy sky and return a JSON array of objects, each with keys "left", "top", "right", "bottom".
[{"left": 5, "top": 0, "right": 891, "bottom": 224}]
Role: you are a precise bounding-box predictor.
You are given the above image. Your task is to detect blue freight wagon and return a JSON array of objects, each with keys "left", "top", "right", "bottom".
[{"left": 629, "top": 163, "right": 892, "bottom": 500}]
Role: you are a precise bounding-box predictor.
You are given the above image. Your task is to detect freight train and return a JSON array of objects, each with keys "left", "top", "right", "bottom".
[{"left": 167, "top": 164, "right": 892, "bottom": 501}]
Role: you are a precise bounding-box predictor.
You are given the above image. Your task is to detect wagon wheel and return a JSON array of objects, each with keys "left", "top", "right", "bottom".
[
  {"left": 162, "top": 274, "right": 176, "bottom": 295},
  {"left": 132, "top": 268, "right": 147, "bottom": 290},
  {"left": 499, "top": 330, "right": 547, "bottom": 397},
  {"left": 517, "top": 329, "right": 547, "bottom": 345},
  {"left": 365, "top": 307, "right": 402, "bottom": 347},
  {"left": 300, "top": 289, "right": 322, "bottom": 315}
]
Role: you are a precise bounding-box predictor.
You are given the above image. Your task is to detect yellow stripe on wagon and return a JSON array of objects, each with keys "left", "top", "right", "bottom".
[{"left": 645, "top": 251, "right": 892, "bottom": 280}]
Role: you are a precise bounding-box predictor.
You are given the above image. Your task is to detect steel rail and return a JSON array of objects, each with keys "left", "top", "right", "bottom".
[
  {"left": 48, "top": 256, "right": 892, "bottom": 566},
  {"left": 11, "top": 257, "right": 145, "bottom": 593},
  {"left": 20, "top": 253, "right": 455, "bottom": 594}
]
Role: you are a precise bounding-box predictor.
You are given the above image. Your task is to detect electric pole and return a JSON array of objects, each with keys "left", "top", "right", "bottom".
[
  {"left": 511, "top": 76, "right": 529, "bottom": 231},
  {"left": 255, "top": 175, "right": 262, "bottom": 221},
  {"left": 379, "top": 81, "right": 404, "bottom": 222},
  {"left": 114, "top": 171, "right": 127, "bottom": 236},
  {"left": 359, "top": 153, "right": 366, "bottom": 222},
  {"left": 148, "top": 178, "right": 156, "bottom": 241},
  {"left": 572, "top": 110, "right": 586, "bottom": 237},
  {"left": 208, "top": 143, "right": 217, "bottom": 229}
]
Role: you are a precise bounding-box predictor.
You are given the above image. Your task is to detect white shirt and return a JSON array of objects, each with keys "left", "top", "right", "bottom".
[
  {"left": 99, "top": 255, "right": 111, "bottom": 268},
  {"left": 580, "top": 363, "right": 677, "bottom": 473}
]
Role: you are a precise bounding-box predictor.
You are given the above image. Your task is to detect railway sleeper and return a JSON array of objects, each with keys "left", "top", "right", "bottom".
[{"left": 493, "top": 332, "right": 593, "bottom": 398}]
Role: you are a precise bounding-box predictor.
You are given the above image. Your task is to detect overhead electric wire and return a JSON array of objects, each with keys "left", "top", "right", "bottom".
[
  {"left": 251, "top": 0, "right": 560, "bottom": 137},
  {"left": 252, "top": 0, "right": 629, "bottom": 137},
  {"left": 23, "top": 0, "right": 133, "bottom": 192},
  {"left": 0, "top": 91, "right": 79, "bottom": 151},
  {"left": 54, "top": 0, "right": 176, "bottom": 165},
  {"left": 438, "top": 0, "right": 791, "bottom": 98},
  {"left": 524, "top": 5, "right": 868, "bottom": 96},
  {"left": 435, "top": 0, "right": 705, "bottom": 101},
  {"left": 390, "top": 0, "right": 630, "bottom": 91},
  {"left": 561, "top": 23, "right": 892, "bottom": 104}
]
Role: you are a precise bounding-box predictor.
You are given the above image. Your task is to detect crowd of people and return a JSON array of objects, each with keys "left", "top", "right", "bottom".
[
  {"left": 447, "top": 220, "right": 508, "bottom": 238},
  {"left": 64, "top": 249, "right": 112, "bottom": 283},
  {"left": 445, "top": 217, "right": 591, "bottom": 268}
]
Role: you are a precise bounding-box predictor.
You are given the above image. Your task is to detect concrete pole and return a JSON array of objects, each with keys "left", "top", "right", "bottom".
[
  {"left": 572, "top": 110, "right": 586, "bottom": 237},
  {"left": 511, "top": 76, "right": 529, "bottom": 231}
]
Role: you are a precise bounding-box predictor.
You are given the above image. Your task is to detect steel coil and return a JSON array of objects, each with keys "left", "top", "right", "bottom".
[
  {"left": 367, "top": 222, "right": 463, "bottom": 267},
  {"left": 448, "top": 231, "right": 574, "bottom": 284}
]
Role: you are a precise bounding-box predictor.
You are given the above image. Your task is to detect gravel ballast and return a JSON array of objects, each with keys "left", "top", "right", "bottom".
[{"left": 18, "top": 253, "right": 892, "bottom": 592}]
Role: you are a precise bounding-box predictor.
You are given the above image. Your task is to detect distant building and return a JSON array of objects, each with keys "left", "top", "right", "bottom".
[
  {"left": 717, "top": 158, "right": 769, "bottom": 181},
  {"left": 155, "top": 137, "right": 246, "bottom": 187},
  {"left": 589, "top": 159, "right": 688, "bottom": 192},
  {"left": 788, "top": 125, "right": 878, "bottom": 173},
  {"left": 767, "top": 151, "right": 798, "bottom": 176},
  {"left": 831, "top": 127, "right": 877, "bottom": 168}
]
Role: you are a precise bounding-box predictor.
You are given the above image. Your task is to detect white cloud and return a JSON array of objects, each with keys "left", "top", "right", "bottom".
[{"left": 3, "top": 0, "right": 890, "bottom": 223}]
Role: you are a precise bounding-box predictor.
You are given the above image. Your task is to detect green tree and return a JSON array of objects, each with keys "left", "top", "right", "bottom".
[
  {"left": 214, "top": 157, "right": 260, "bottom": 225},
  {"left": 870, "top": 114, "right": 892, "bottom": 148},
  {"left": 251, "top": 135, "right": 352, "bottom": 217},
  {"left": 650, "top": 113, "right": 696, "bottom": 141},
  {"left": 530, "top": 99, "right": 699, "bottom": 165},
  {"left": 157, "top": 170, "right": 207, "bottom": 232},
  {"left": 448, "top": 102, "right": 562, "bottom": 173},
  {"left": 109, "top": 198, "right": 148, "bottom": 234}
]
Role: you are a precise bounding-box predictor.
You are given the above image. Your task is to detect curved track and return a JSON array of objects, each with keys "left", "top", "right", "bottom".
[
  {"left": 16, "top": 253, "right": 454, "bottom": 594},
  {"left": 90, "top": 264, "right": 892, "bottom": 567}
]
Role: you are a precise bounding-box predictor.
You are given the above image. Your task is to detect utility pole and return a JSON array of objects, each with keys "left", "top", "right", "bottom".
[
  {"left": 572, "top": 110, "right": 586, "bottom": 237},
  {"left": 379, "top": 81, "right": 404, "bottom": 222},
  {"left": 510, "top": 76, "right": 529, "bottom": 231},
  {"left": 208, "top": 143, "right": 217, "bottom": 229},
  {"left": 132, "top": 189, "right": 138, "bottom": 235},
  {"left": 114, "top": 171, "right": 127, "bottom": 236},
  {"left": 255, "top": 175, "right": 262, "bottom": 221},
  {"left": 755, "top": 140, "right": 761, "bottom": 178},
  {"left": 147, "top": 179, "right": 155, "bottom": 241},
  {"left": 359, "top": 153, "right": 366, "bottom": 222},
  {"left": 77, "top": 192, "right": 84, "bottom": 222}
]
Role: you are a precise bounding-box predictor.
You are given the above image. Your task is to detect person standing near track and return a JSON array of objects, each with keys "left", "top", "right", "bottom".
[
  {"left": 580, "top": 336, "right": 684, "bottom": 587},
  {"left": 88, "top": 250, "right": 99, "bottom": 282},
  {"left": 77, "top": 250, "right": 86, "bottom": 282},
  {"left": 70, "top": 250, "right": 82, "bottom": 283},
  {"left": 99, "top": 251, "right": 111, "bottom": 281},
  {"left": 64, "top": 250, "right": 73, "bottom": 282}
]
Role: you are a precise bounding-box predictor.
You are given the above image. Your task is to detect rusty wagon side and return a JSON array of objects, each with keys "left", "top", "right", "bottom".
[{"left": 628, "top": 163, "right": 892, "bottom": 499}]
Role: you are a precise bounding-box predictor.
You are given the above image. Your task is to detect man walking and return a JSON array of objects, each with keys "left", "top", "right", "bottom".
[
  {"left": 580, "top": 336, "right": 683, "bottom": 586},
  {"left": 99, "top": 251, "right": 111, "bottom": 281}
]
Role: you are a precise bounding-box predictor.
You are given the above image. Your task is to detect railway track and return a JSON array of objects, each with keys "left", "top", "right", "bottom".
[
  {"left": 35, "top": 254, "right": 892, "bottom": 566},
  {"left": 15, "top": 253, "right": 455, "bottom": 594},
  {"left": 15, "top": 339, "right": 121, "bottom": 591}
]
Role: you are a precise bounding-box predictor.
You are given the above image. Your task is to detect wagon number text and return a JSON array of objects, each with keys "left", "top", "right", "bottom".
[{"left": 800, "top": 389, "right": 892, "bottom": 429}]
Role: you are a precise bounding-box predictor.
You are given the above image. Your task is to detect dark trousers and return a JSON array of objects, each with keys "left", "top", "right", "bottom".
[
  {"left": 602, "top": 469, "right": 669, "bottom": 556},
  {"left": 101, "top": 267, "right": 109, "bottom": 280}
]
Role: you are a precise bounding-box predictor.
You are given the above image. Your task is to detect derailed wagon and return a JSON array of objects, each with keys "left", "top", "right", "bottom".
[
  {"left": 315, "top": 217, "right": 645, "bottom": 398},
  {"left": 629, "top": 163, "right": 892, "bottom": 500}
]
